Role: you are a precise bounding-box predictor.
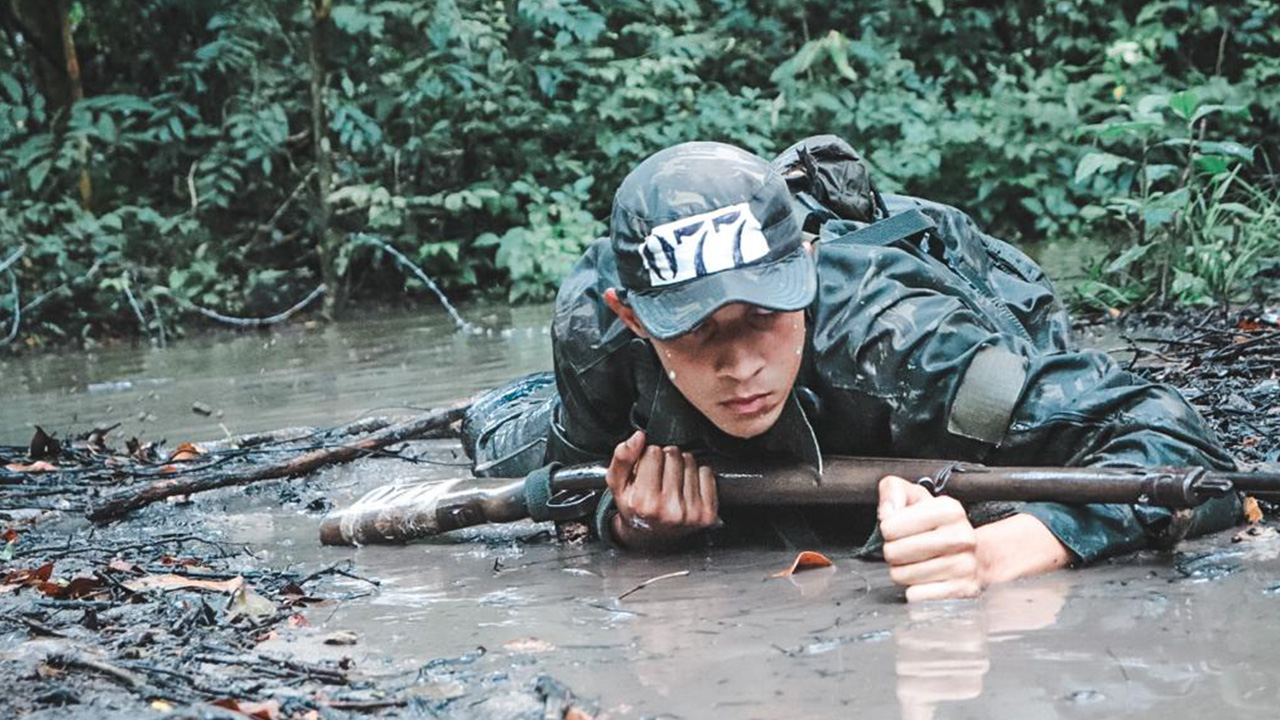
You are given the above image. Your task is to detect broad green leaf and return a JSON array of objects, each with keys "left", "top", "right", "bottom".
[
  {"left": 169, "top": 116, "right": 185, "bottom": 140},
  {"left": 0, "top": 73, "right": 21, "bottom": 104},
  {"left": 1168, "top": 90, "right": 1199, "bottom": 121},
  {"left": 28, "top": 159, "right": 52, "bottom": 191},
  {"left": 1136, "top": 94, "right": 1169, "bottom": 116},
  {"left": 1074, "top": 152, "right": 1130, "bottom": 184},
  {"left": 1195, "top": 155, "right": 1229, "bottom": 175},
  {"left": 1198, "top": 141, "right": 1253, "bottom": 161},
  {"left": 1105, "top": 243, "right": 1152, "bottom": 274}
]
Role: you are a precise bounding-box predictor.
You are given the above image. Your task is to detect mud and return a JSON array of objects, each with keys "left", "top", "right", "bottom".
[{"left": 4, "top": 302, "right": 1280, "bottom": 719}]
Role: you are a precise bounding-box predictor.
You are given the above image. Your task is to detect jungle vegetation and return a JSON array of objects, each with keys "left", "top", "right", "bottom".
[{"left": 0, "top": 0, "right": 1277, "bottom": 348}]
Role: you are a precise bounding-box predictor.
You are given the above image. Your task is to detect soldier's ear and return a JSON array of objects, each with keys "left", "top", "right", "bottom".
[{"left": 604, "top": 287, "right": 650, "bottom": 339}]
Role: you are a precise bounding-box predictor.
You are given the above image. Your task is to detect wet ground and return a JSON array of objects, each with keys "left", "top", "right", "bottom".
[{"left": 4, "top": 300, "right": 1280, "bottom": 719}]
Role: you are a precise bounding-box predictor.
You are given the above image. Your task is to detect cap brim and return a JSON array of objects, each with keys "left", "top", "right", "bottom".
[{"left": 629, "top": 248, "right": 817, "bottom": 340}]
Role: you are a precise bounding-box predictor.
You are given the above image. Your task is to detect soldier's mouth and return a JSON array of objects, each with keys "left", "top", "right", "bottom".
[{"left": 721, "top": 391, "right": 773, "bottom": 415}]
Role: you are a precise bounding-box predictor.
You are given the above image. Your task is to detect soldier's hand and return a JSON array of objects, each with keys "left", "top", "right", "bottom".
[
  {"left": 878, "top": 475, "right": 983, "bottom": 602},
  {"left": 606, "top": 430, "right": 719, "bottom": 550}
]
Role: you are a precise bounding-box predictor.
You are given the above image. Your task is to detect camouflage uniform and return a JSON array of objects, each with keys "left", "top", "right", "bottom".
[{"left": 464, "top": 137, "right": 1242, "bottom": 562}]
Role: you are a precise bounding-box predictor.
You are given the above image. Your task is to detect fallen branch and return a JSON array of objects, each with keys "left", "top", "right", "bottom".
[
  {"left": 87, "top": 404, "right": 468, "bottom": 522},
  {"left": 1, "top": 265, "right": 19, "bottom": 346},
  {"left": 352, "top": 233, "right": 478, "bottom": 334},
  {"left": 187, "top": 283, "right": 326, "bottom": 327}
]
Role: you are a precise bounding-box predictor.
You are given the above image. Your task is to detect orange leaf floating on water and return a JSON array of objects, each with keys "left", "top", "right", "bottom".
[
  {"left": 168, "top": 442, "right": 204, "bottom": 462},
  {"left": 5, "top": 461, "right": 57, "bottom": 473},
  {"left": 772, "top": 550, "right": 835, "bottom": 577}
]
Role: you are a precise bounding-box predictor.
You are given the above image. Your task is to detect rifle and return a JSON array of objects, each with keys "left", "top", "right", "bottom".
[{"left": 318, "top": 456, "right": 1279, "bottom": 546}]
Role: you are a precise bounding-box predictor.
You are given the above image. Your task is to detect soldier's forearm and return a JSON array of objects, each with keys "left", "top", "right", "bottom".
[{"left": 975, "top": 513, "right": 1072, "bottom": 587}]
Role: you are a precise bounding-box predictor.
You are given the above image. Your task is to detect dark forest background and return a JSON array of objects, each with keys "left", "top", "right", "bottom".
[{"left": 1, "top": 0, "right": 1277, "bottom": 348}]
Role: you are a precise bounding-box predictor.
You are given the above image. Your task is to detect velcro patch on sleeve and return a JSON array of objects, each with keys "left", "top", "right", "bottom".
[{"left": 947, "top": 345, "right": 1027, "bottom": 446}]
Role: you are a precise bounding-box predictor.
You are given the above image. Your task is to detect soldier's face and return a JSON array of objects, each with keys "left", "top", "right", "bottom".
[{"left": 649, "top": 304, "right": 806, "bottom": 439}]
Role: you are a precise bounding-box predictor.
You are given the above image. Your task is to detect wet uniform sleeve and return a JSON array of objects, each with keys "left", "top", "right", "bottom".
[{"left": 814, "top": 244, "right": 1242, "bottom": 564}]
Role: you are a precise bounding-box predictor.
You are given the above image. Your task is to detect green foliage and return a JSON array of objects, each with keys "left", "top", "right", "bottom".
[
  {"left": 1072, "top": 87, "right": 1278, "bottom": 308},
  {"left": 0, "top": 0, "right": 1278, "bottom": 348}
]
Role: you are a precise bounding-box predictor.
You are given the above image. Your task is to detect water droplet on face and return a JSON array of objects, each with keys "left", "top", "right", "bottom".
[{"left": 668, "top": 370, "right": 677, "bottom": 382}]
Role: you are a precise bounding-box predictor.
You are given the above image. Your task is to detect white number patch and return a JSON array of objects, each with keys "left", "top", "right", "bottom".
[{"left": 639, "top": 202, "right": 770, "bottom": 287}]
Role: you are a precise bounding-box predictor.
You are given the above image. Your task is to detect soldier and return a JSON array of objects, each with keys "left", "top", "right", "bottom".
[{"left": 463, "top": 137, "right": 1241, "bottom": 601}]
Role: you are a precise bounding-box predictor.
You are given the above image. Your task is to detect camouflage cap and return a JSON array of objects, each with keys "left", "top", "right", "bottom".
[{"left": 611, "top": 141, "right": 816, "bottom": 340}]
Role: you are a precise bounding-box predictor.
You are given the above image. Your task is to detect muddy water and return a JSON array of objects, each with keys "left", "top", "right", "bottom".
[{"left": 5, "top": 300, "right": 1280, "bottom": 719}]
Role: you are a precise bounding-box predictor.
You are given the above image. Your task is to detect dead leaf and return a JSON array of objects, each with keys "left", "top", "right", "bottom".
[
  {"left": 1238, "top": 319, "right": 1265, "bottom": 332},
  {"left": 4, "top": 461, "right": 57, "bottom": 473},
  {"left": 150, "top": 700, "right": 174, "bottom": 712},
  {"left": 286, "top": 613, "right": 309, "bottom": 628},
  {"left": 159, "top": 555, "right": 202, "bottom": 567},
  {"left": 169, "top": 442, "right": 204, "bottom": 462},
  {"left": 565, "top": 707, "right": 596, "bottom": 720},
  {"left": 772, "top": 551, "right": 835, "bottom": 577},
  {"left": 123, "top": 573, "right": 244, "bottom": 594},
  {"left": 323, "top": 630, "right": 359, "bottom": 646},
  {"left": 1244, "top": 496, "right": 1264, "bottom": 524},
  {"left": 108, "top": 559, "right": 141, "bottom": 574},
  {"left": 503, "top": 637, "right": 555, "bottom": 654},
  {"left": 212, "top": 698, "right": 280, "bottom": 720},
  {"left": 2, "top": 528, "right": 17, "bottom": 543},
  {"left": 40, "top": 576, "right": 105, "bottom": 599},
  {"left": 5, "top": 562, "right": 55, "bottom": 585},
  {"left": 227, "top": 584, "right": 276, "bottom": 622}
]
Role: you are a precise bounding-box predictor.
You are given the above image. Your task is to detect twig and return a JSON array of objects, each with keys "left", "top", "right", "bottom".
[
  {"left": 88, "top": 404, "right": 468, "bottom": 521},
  {"left": 616, "top": 569, "right": 691, "bottom": 601},
  {"left": 301, "top": 560, "right": 381, "bottom": 587},
  {"left": 248, "top": 168, "right": 317, "bottom": 249},
  {"left": 19, "top": 258, "right": 103, "bottom": 316},
  {"left": 352, "top": 233, "right": 477, "bottom": 333},
  {"left": 0, "top": 612, "right": 66, "bottom": 637},
  {"left": 187, "top": 283, "right": 326, "bottom": 327},
  {"left": 324, "top": 699, "right": 406, "bottom": 711},
  {"left": 122, "top": 272, "right": 149, "bottom": 333},
  {"left": 48, "top": 651, "right": 146, "bottom": 690},
  {"left": 0, "top": 245, "right": 25, "bottom": 275},
  {"left": 1, "top": 267, "right": 19, "bottom": 346}
]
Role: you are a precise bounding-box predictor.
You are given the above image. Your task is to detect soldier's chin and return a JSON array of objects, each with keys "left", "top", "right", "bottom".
[{"left": 712, "top": 401, "right": 784, "bottom": 439}]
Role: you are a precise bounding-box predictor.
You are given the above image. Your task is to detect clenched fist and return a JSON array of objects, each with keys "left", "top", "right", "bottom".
[
  {"left": 878, "top": 475, "right": 982, "bottom": 602},
  {"left": 606, "top": 430, "right": 719, "bottom": 550}
]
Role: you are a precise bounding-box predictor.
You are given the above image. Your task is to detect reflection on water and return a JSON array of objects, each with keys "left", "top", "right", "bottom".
[{"left": 0, "top": 303, "right": 554, "bottom": 445}]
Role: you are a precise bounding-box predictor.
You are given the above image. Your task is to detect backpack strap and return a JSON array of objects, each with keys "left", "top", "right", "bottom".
[{"left": 835, "top": 208, "right": 936, "bottom": 248}]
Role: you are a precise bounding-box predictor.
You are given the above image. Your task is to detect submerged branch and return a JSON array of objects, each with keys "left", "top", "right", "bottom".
[{"left": 187, "top": 284, "right": 326, "bottom": 328}]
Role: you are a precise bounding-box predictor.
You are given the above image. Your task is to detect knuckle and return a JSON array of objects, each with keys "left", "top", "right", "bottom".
[
  {"left": 953, "top": 525, "right": 977, "bottom": 551},
  {"left": 888, "top": 566, "right": 910, "bottom": 586}
]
